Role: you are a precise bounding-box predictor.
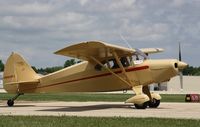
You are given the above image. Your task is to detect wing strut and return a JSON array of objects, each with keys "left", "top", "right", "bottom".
[
  {"left": 105, "top": 47, "right": 111, "bottom": 68},
  {"left": 112, "top": 51, "right": 144, "bottom": 94},
  {"left": 112, "top": 51, "right": 153, "bottom": 97},
  {"left": 91, "top": 51, "right": 151, "bottom": 107},
  {"left": 112, "top": 51, "right": 133, "bottom": 85}
]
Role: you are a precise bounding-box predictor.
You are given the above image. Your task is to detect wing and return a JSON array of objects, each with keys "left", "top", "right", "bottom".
[
  {"left": 55, "top": 41, "right": 134, "bottom": 61},
  {"left": 55, "top": 41, "right": 164, "bottom": 61},
  {"left": 140, "top": 48, "right": 164, "bottom": 54}
]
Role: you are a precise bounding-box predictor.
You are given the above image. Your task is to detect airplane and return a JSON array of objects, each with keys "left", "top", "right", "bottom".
[{"left": 3, "top": 41, "right": 188, "bottom": 109}]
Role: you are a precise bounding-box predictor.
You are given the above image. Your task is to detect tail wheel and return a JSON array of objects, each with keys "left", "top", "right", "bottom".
[
  {"left": 148, "top": 99, "right": 160, "bottom": 108},
  {"left": 134, "top": 102, "right": 148, "bottom": 109},
  {"left": 7, "top": 99, "right": 14, "bottom": 107}
]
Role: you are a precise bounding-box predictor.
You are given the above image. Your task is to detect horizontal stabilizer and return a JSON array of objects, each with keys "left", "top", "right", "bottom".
[{"left": 5, "top": 80, "right": 39, "bottom": 85}]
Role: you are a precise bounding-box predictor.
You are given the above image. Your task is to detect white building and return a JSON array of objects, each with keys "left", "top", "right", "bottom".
[
  {"left": 151, "top": 76, "right": 200, "bottom": 94},
  {"left": 167, "top": 76, "right": 200, "bottom": 93}
]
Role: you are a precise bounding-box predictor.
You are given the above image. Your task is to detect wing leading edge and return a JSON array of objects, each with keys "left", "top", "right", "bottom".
[{"left": 55, "top": 41, "right": 164, "bottom": 61}]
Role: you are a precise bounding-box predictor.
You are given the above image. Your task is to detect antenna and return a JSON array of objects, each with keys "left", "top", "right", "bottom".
[
  {"left": 119, "top": 33, "right": 133, "bottom": 49},
  {"left": 119, "top": 33, "right": 148, "bottom": 59}
]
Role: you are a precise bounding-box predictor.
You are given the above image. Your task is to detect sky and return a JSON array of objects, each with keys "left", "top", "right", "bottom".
[{"left": 0, "top": 0, "right": 200, "bottom": 68}]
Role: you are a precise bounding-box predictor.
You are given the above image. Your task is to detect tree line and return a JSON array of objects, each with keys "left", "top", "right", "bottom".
[
  {"left": 0, "top": 59, "right": 79, "bottom": 75},
  {"left": 0, "top": 59, "right": 200, "bottom": 76},
  {"left": 32, "top": 59, "right": 81, "bottom": 75},
  {"left": 182, "top": 66, "right": 200, "bottom": 76}
]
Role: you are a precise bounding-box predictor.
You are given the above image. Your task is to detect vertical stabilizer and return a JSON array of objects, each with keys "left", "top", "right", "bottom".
[{"left": 3, "top": 53, "right": 39, "bottom": 93}]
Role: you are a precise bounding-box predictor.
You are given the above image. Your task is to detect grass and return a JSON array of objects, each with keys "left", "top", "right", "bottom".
[
  {"left": 0, "top": 116, "right": 199, "bottom": 127},
  {"left": 0, "top": 93, "right": 186, "bottom": 102}
]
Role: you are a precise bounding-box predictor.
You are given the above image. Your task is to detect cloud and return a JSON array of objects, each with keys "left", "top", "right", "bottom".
[
  {"left": 0, "top": 0, "right": 200, "bottom": 67},
  {"left": 80, "top": 0, "right": 88, "bottom": 6},
  {"left": 171, "top": 0, "right": 186, "bottom": 7}
]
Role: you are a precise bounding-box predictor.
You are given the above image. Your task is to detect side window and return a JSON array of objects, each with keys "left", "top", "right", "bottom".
[
  {"left": 112, "top": 59, "right": 119, "bottom": 69},
  {"left": 94, "top": 57, "right": 131, "bottom": 71},
  {"left": 95, "top": 59, "right": 119, "bottom": 71},
  {"left": 95, "top": 64, "right": 102, "bottom": 71},
  {"left": 130, "top": 54, "right": 144, "bottom": 65},
  {"left": 95, "top": 60, "right": 106, "bottom": 71},
  {"left": 120, "top": 57, "right": 130, "bottom": 67}
]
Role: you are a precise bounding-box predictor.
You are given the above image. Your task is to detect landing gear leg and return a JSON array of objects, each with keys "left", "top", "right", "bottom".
[
  {"left": 126, "top": 86, "right": 150, "bottom": 109},
  {"left": 7, "top": 93, "right": 24, "bottom": 107}
]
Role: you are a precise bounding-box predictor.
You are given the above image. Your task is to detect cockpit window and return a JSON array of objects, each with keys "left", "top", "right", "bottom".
[
  {"left": 94, "top": 57, "right": 130, "bottom": 71},
  {"left": 94, "top": 60, "right": 106, "bottom": 71},
  {"left": 120, "top": 57, "right": 129, "bottom": 67},
  {"left": 129, "top": 54, "right": 144, "bottom": 65},
  {"left": 95, "top": 64, "right": 102, "bottom": 71}
]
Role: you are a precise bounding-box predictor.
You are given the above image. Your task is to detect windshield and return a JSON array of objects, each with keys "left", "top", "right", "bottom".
[{"left": 94, "top": 54, "right": 145, "bottom": 71}]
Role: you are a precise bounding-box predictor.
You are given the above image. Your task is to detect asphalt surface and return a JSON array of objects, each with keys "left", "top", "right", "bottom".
[{"left": 1, "top": 101, "right": 200, "bottom": 119}]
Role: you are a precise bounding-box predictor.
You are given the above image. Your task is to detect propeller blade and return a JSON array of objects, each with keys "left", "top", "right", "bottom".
[
  {"left": 179, "top": 42, "right": 182, "bottom": 61},
  {"left": 178, "top": 42, "right": 184, "bottom": 91},
  {"left": 179, "top": 72, "right": 183, "bottom": 90}
]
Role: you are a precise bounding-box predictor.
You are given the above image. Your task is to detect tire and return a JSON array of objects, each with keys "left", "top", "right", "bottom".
[
  {"left": 149, "top": 99, "right": 160, "bottom": 108},
  {"left": 134, "top": 102, "right": 148, "bottom": 109},
  {"left": 7, "top": 99, "right": 14, "bottom": 107}
]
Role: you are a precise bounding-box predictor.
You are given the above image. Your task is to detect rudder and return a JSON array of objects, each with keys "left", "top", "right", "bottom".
[{"left": 3, "top": 52, "right": 39, "bottom": 93}]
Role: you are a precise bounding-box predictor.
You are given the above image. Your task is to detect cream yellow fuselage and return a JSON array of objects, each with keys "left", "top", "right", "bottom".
[{"left": 15, "top": 59, "right": 179, "bottom": 94}]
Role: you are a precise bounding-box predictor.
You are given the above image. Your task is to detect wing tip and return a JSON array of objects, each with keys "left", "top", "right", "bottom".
[
  {"left": 156, "top": 48, "right": 164, "bottom": 52},
  {"left": 140, "top": 48, "right": 164, "bottom": 54},
  {"left": 54, "top": 40, "right": 107, "bottom": 55}
]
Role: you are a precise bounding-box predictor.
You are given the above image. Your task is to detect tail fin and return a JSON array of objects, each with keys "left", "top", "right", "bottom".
[{"left": 3, "top": 53, "right": 39, "bottom": 92}]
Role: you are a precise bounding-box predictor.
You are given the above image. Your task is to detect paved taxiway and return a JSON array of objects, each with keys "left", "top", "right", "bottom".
[{"left": 0, "top": 101, "right": 200, "bottom": 119}]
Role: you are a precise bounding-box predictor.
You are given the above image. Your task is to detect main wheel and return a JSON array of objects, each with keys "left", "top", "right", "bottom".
[
  {"left": 134, "top": 102, "right": 148, "bottom": 109},
  {"left": 148, "top": 99, "right": 160, "bottom": 108},
  {"left": 7, "top": 99, "right": 14, "bottom": 107}
]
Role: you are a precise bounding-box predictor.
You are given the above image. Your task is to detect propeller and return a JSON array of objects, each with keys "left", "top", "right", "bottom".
[{"left": 178, "top": 42, "right": 184, "bottom": 91}]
